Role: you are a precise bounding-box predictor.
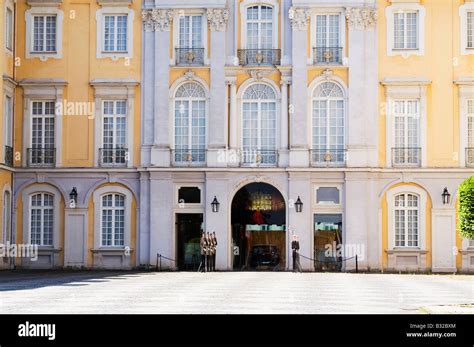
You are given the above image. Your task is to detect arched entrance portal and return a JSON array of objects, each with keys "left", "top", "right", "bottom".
[{"left": 231, "top": 182, "right": 286, "bottom": 271}]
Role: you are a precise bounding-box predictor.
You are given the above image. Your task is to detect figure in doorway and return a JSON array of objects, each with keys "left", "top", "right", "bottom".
[
  {"left": 199, "top": 232, "right": 207, "bottom": 273},
  {"left": 206, "top": 232, "right": 213, "bottom": 272},
  {"left": 211, "top": 232, "right": 218, "bottom": 271},
  {"left": 292, "top": 234, "right": 302, "bottom": 273}
]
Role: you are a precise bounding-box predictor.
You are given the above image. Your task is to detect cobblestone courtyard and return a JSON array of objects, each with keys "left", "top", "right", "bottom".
[{"left": 0, "top": 271, "right": 473, "bottom": 314}]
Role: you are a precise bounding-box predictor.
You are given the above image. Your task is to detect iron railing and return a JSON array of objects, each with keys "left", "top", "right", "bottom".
[
  {"left": 175, "top": 48, "right": 205, "bottom": 66},
  {"left": 313, "top": 47, "right": 343, "bottom": 65},
  {"left": 237, "top": 49, "right": 281, "bottom": 66},
  {"left": 311, "top": 149, "right": 346, "bottom": 167},
  {"left": 392, "top": 147, "right": 421, "bottom": 167},
  {"left": 241, "top": 149, "right": 278, "bottom": 166},
  {"left": 27, "top": 147, "right": 55, "bottom": 167},
  {"left": 172, "top": 148, "right": 206, "bottom": 166},
  {"left": 4, "top": 145, "right": 13, "bottom": 167},
  {"left": 99, "top": 147, "right": 128, "bottom": 167}
]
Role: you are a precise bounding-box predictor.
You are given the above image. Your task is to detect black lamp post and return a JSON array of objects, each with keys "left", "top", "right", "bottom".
[
  {"left": 69, "top": 187, "right": 78, "bottom": 207},
  {"left": 211, "top": 196, "right": 220, "bottom": 213},
  {"left": 442, "top": 187, "right": 451, "bottom": 205},
  {"left": 295, "top": 196, "right": 303, "bottom": 213}
]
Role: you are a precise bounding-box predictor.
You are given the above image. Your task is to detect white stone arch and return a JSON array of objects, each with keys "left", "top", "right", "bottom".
[
  {"left": 92, "top": 184, "right": 134, "bottom": 250},
  {"left": 239, "top": 0, "right": 280, "bottom": 50},
  {"left": 168, "top": 77, "right": 210, "bottom": 152},
  {"left": 307, "top": 75, "right": 348, "bottom": 152},
  {"left": 236, "top": 79, "right": 281, "bottom": 152},
  {"left": 2, "top": 183, "right": 12, "bottom": 244},
  {"left": 21, "top": 183, "right": 63, "bottom": 249}
]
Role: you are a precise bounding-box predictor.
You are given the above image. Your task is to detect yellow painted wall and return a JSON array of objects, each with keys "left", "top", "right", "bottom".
[
  {"left": 378, "top": 0, "right": 474, "bottom": 167},
  {"left": 381, "top": 182, "right": 433, "bottom": 270},
  {"left": 15, "top": 0, "right": 141, "bottom": 168}
]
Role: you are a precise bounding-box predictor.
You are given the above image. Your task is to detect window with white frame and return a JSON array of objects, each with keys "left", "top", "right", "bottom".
[
  {"left": 30, "top": 101, "right": 55, "bottom": 165},
  {"left": 32, "top": 15, "right": 57, "bottom": 53},
  {"left": 179, "top": 15, "right": 202, "bottom": 48},
  {"left": 242, "top": 84, "right": 277, "bottom": 165},
  {"left": 394, "top": 193, "right": 419, "bottom": 247},
  {"left": 246, "top": 5, "right": 273, "bottom": 49},
  {"left": 467, "top": 100, "right": 474, "bottom": 165},
  {"left": 314, "top": 14, "right": 342, "bottom": 64},
  {"left": 103, "top": 14, "right": 128, "bottom": 52},
  {"left": 468, "top": 11, "right": 474, "bottom": 49},
  {"left": 312, "top": 82, "right": 345, "bottom": 165},
  {"left": 174, "top": 82, "right": 206, "bottom": 164},
  {"left": 394, "top": 11, "right": 418, "bottom": 50},
  {"left": 102, "top": 100, "right": 127, "bottom": 166},
  {"left": 392, "top": 100, "right": 420, "bottom": 166},
  {"left": 4, "top": 95, "right": 13, "bottom": 148},
  {"left": 101, "top": 193, "right": 125, "bottom": 247},
  {"left": 5, "top": 6, "right": 13, "bottom": 51},
  {"left": 30, "top": 193, "right": 54, "bottom": 246},
  {"left": 3, "top": 190, "right": 11, "bottom": 244}
]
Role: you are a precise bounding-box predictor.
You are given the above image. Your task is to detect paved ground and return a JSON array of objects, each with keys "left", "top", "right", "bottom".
[{"left": 0, "top": 271, "right": 473, "bottom": 314}]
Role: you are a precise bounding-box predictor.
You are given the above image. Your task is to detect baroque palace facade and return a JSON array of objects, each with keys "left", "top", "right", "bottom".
[{"left": 0, "top": 0, "right": 473, "bottom": 272}]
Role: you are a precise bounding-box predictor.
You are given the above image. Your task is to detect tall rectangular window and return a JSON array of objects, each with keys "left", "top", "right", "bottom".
[
  {"left": 468, "top": 12, "right": 474, "bottom": 49},
  {"left": 5, "top": 7, "right": 13, "bottom": 51},
  {"left": 101, "top": 194, "right": 125, "bottom": 247},
  {"left": 31, "top": 101, "right": 55, "bottom": 165},
  {"left": 393, "top": 100, "right": 420, "bottom": 165},
  {"left": 246, "top": 5, "right": 273, "bottom": 49},
  {"left": 179, "top": 15, "right": 202, "bottom": 48},
  {"left": 4, "top": 95, "right": 13, "bottom": 147},
  {"left": 104, "top": 15, "right": 127, "bottom": 52},
  {"left": 315, "top": 14, "right": 340, "bottom": 49},
  {"left": 30, "top": 193, "right": 54, "bottom": 246},
  {"left": 33, "top": 15, "right": 56, "bottom": 52},
  {"left": 394, "top": 193, "right": 419, "bottom": 247},
  {"left": 102, "top": 100, "right": 127, "bottom": 165},
  {"left": 394, "top": 12, "right": 418, "bottom": 49}
]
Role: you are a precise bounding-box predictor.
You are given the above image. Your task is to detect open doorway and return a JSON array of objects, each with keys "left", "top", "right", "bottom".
[{"left": 176, "top": 213, "right": 203, "bottom": 271}]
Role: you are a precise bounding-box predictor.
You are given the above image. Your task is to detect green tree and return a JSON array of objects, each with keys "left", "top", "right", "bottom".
[{"left": 459, "top": 176, "right": 474, "bottom": 239}]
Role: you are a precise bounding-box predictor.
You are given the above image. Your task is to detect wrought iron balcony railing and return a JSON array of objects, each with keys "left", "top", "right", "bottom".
[
  {"left": 466, "top": 148, "right": 474, "bottom": 167},
  {"left": 99, "top": 147, "right": 128, "bottom": 167},
  {"left": 241, "top": 149, "right": 278, "bottom": 166},
  {"left": 237, "top": 49, "right": 281, "bottom": 66},
  {"left": 4, "top": 145, "right": 13, "bottom": 167},
  {"left": 172, "top": 148, "right": 206, "bottom": 166},
  {"left": 392, "top": 147, "right": 421, "bottom": 167},
  {"left": 311, "top": 149, "right": 346, "bottom": 167},
  {"left": 175, "top": 48, "right": 205, "bottom": 66},
  {"left": 313, "top": 47, "right": 343, "bottom": 65},
  {"left": 27, "top": 147, "right": 56, "bottom": 167}
]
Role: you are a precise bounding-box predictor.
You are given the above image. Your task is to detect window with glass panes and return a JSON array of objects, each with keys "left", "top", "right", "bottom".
[
  {"left": 104, "top": 14, "right": 127, "bottom": 52},
  {"left": 393, "top": 100, "right": 420, "bottom": 165},
  {"left": 468, "top": 12, "right": 473, "bottom": 49},
  {"left": 103, "top": 100, "right": 127, "bottom": 164},
  {"left": 5, "top": 7, "right": 13, "bottom": 51},
  {"left": 4, "top": 95, "right": 13, "bottom": 147},
  {"left": 174, "top": 83, "right": 206, "bottom": 163},
  {"left": 179, "top": 15, "right": 202, "bottom": 48},
  {"left": 30, "top": 193, "right": 54, "bottom": 246},
  {"left": 101, "top": 194, "right": 125, "bottom": 247},
  {"left": 315, "top": 14, "right": 340, "bottom": 49},
  {"left": 394, "top": 193, "right": 419, "bottom": 247},
  {"left": 3, "top": 191, "right": 11, "bottom": 244},
  {"left": 31, "top": 101, "right": 55, "bottom": 164},
  {"left": 246, "top": 5, "right": 273, "bottom": 49},
  {"left": 312, "top": 82, "right": 345, "bottom": 163},
  {"left": 394, "top": 11, "right": 418, "bottom": 49},
  {"left": 33, "top": 15, "right": 57, "bottom": 52},
  {"left": 242, "top": 84, "right": 277, "bottom": 164}
]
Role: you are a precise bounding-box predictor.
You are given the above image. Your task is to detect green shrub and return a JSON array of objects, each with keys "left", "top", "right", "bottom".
[{"left": 459, "top": 176, "right": 474, "bottom": 239}]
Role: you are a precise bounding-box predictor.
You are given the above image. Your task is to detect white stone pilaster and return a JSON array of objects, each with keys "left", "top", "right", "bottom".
[{"left": 279, "top": 76, "right": 290, "bottom": 167}]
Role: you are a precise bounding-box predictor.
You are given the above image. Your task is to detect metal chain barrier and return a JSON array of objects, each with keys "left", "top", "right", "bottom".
[
  {"left": 299, "top": 253, "right": 359, "bottom": 272},
  {"left": 156, "top": 253, "right": 177, "bottom": 271}
]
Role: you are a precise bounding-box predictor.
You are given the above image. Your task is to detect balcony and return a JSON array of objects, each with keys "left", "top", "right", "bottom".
[
  {"left": 237, "top": 49, "right": 281, "bottom": 66},
  {"left": 175, "top": 48, "right": 205, "bottom": 66},
  {"left": 4, "top": 145, "right": 13, "bottom": 167},
  {"left": 392, "top": 148, "right": 421, "bottom": 167},
  {"left": 241, "top": 149, "right": 278, "bottom": 167},
  {"left": 172, "top": 148, "right": 206, "bottom": 166},
  {"left": 99, "top": 148, "right": 128, "bottom": 167},
  {"left": 466, "top": 148, "right": 474, "bottom": 167},
  {"left": 313, "top": 47, "right": 343, "bottom": 65},
  {"left": 27, "top": 148, "right": 55, "bottom": 167},
  {"left": 311, "top": 149, "right": 346, "bottom": 167}
]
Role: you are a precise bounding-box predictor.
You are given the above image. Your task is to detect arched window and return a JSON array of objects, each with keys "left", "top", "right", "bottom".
[
  {"left": 174, "top": 82, "right": 206, "bottom": 164},
  {"left": 394, "top": 193, "right": 419, "bottom": 247},
  {"left": 3, "top": 190, "right": 11, "bottom": 244},
  {"left": 101, "top": 193, "right": 125, "bottom": 247},
  {"left": 30, "top": 193, "right": 54, "bottom": 246},
  {"left": 242, "top": 83, "right": 277, "bottom": 165},
  {"left": 246, "top": 5, "right": 273, "bottom": 49},
  {"left": 312, "top": 81, "right": 345, "bottom": 165}
]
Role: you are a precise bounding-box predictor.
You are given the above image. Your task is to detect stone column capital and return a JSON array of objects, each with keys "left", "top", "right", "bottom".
[
  {"left": 289, "top": 7, "right": 311, "bottom": 31},
  {"left": 207, "top": 8, "right": 230, "bottom": 32},
  {"left": 345, "top": 7, "right": 378, "bottom": 30},
  {"left": 142, "top": 9, "right": 173, "bottom": 32}
]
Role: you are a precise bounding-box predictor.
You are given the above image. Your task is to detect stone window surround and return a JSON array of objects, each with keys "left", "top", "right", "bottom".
[
  {"left": 2, "top": 76, "right": 16, "bottom": 165},
  {"left": 25, "top": 6, "right": 64, "bottom": 61},
  {"left": 456, "top": 79, "right": 474, "bottom": 168},
  {"left": 96, "top": 6, "right": 135, "bottom": 60},
  {"left": 2, "top": 183, "right": 12, "bottom": 245},
  {"left": 239, "top": 0, "right": 280, "bottom": 50},
  {"left": 382, "top": 78, "right": 430, "bottom": 168},
  {"left": 385, "top": 2, "right": 426, "bottom": 58},
  {"left": 312, "top": 184, "right": 343, "bottom": 209},
  {"left": 90, "top": 79, "right": 138, "bottom": 168},
  {"left": 171, "top": 9, "right": 209, "bottom": 66},
  {"left": 174, "top": 183, "right": 205, "bottom": 210},
  {"left": 19, "top": 79, "right": 66, "bottom": 168},
  {"left": 459, "top": 2, "right": 474, "bottom": 55},
  {"left": 92, "top": 185, "right": 132, "bottom": 251},
  {"left": 21, "top": 183, "right": 62, "bottom": 251},
  {"left": 4, "top": 0, "right": 14, "bottom": 54},
  {"left": 308, "top": 7, "right": 347, "bottom": 65}
]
